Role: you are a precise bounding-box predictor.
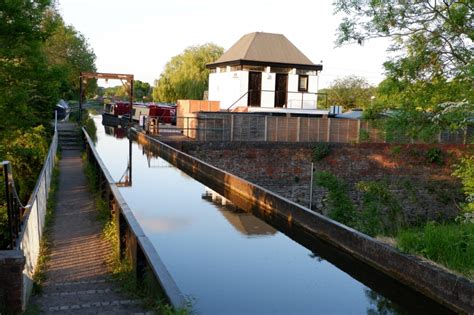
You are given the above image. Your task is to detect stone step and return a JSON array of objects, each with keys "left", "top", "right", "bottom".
[
  {"left": 41, "top": 278, "right": 114, "bottom": 294},
  {"left": 34, "top": 287, "right": 146, "bottom": 313},
  {"left": 44, "top": 299, "right": 149, "bottom": 314},
  {"left": 61, "top": 145, "right": 82, "bottom": 151}
]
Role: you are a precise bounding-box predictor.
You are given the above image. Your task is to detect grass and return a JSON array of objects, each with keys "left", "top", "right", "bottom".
[{"left": 397, "top": 222, "right": 474, "bottom": 279}]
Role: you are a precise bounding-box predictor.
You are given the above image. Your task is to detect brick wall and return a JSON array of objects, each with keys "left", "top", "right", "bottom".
[
  {"left": 0, "top": 250, "right": 25, "bottom": 313},
  {"left": 183, "top": 142, "right": 471, "bottom": 223}
]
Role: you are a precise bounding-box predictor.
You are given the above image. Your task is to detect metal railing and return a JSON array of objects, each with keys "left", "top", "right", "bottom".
[
  {"left": 1, "top": 113, "right": 58, "bottom": 250},
  {"left": 226, "top": 89, "right": 328, "bottom": 112}
]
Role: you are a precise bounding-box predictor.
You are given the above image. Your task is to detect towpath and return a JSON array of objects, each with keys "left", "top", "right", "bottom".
[{"left": 29, "top": 122, "right": 150, "bottom": 314}]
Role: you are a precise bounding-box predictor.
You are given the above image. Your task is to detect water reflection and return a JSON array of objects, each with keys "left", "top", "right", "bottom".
[
  {"left": 95, "top": 119, "right": 453, "bottom": 315},
  {"left": 202, "top": 189, "right": 277, "bottom": 237},
  {"left": 104, "top": 125, "right": 126, "bottom": 139},
  {"left": 365, "top": 289, "right": 406, "bottom": 315}
]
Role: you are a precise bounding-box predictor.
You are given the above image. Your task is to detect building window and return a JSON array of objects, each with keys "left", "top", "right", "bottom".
[{"left": 298, "top": 75, "right": 308, "bottom": 91}]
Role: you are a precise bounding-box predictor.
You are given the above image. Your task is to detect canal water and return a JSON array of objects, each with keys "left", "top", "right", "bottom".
[{"left": 93, "top": 117, "right": 451, "bottom": 315}]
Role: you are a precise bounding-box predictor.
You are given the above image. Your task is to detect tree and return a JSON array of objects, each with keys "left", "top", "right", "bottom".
[
  {"left": 153, "top": 43, "right": 224, "bottom": 102},
  {"left": 0, "top": 0, "right": 58, "bottom": 131},
  {"left": 0, "top": 0, "right": 97, "bottom": 202},
  {"left": 324, "top": 75, "right": 376, "bottom": 110},
  {"left": 133, "top": 80, "right": 152, "bottom": 102},
  {"left": 334, "top": 0, "right": 473, "bottom": 109},
  {"left": 42, "top": 9, "right": 97, "bottom": 100}
]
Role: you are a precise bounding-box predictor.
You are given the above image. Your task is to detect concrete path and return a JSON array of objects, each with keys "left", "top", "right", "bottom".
[{"left": 29, "top": 122, "right": 150, "bottom": 314}]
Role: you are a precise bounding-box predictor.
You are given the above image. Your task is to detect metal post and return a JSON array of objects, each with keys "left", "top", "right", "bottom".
[
  {"left": 55, "top": 110, "right": 58, "bottom": 132},
  {"left": 129, "top": 79, "right": 134, "bottom": 126},
  {"left": 128, "top": 137, "right": 132, "bottom": 186},
  {"left": 309, "top": 162, "right": 314, "bottom": 210},
  {"left": 79, "top": 75, "right": 83, "bottom": 123},
  {"left": 3, "top": 162, "right": 14, "bottom": 248}
]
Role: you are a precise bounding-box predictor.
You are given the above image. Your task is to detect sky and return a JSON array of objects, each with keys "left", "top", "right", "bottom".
[{"left": 58, "top": 0, "right": 391, "bottom": 89}]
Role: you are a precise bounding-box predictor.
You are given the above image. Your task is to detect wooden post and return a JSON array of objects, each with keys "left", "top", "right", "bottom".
[
  {"left": 264, "top": 116, "right": 268, "bottom": 141},
  {"left": 327, "top": 118, "right": 331, "bottom": 142},
  {"left": 230, "top": 114, "right": 234, "bottom": 141},
  {"left": 296, "top": 117, "right": 301, "bottom": 142},
  {"left": 357, "top": 119, "right": 361, "bottom": 143}
]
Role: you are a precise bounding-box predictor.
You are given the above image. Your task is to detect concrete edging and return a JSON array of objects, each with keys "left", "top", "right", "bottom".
[
  {"left": 82, "top": 128, "right": 186, "bottom": 309},
  {"left": 134, "top": 129, "right": 474, "bottom": 314}
]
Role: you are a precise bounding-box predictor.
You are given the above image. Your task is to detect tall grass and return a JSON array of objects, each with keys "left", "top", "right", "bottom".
[{"left": 397, "top": 222, "right": 474, "bottom": 279}]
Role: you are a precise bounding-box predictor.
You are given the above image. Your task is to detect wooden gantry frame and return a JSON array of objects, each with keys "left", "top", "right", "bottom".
[
  {"left": 79, "top": 72, "right": 134, "bottom": 124},
  {"left": 79, "top": 72, "right": 134, "bottom": 186}
]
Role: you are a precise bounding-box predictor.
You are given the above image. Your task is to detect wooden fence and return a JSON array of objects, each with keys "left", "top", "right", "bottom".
[{"left": 176, "top": 112, "right": 470, "bottom": 144}]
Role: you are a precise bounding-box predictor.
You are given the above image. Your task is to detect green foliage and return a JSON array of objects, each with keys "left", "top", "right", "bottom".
[
  {"left": 1, "top": 126, "right": 49, "bottom": 201},
  {"left": 334, "top": 1, "right": 473, "bottom": 122},
  {"left": 0, "top": 1, "right": 96, "bottom": 220},
  {"left": 325, "top": 75, "right": 376, "bottom": 110},
  {"left": 397, "top": 222, "right": 474, "bottom": 279},
  {"left": 359, "top": 129, "right": 370, "bottom": 142},
  {"left": 42, "top": 9, "right": 97, "bottom": 100},
  {"left": 383, "top": 109, "right": 441, "bottom": 143},
  {"left": 102, "top": 80, "right": 151, "bottom": 102},
  {"left": 314, "top": 171, "right": 356, "bottom": 226},
  {"left": 356, "top": 181, "right": 403, "bottom": 236},
  {"left": 453, "top": 155, "right": 474, "bottom": 223},
  {"left": 153, "top": 43, "right": 224, "bottom": 102},
  {"left": 312, "top": 143, "right": 331, "bottom": 161},
  {"left": 334, "top": 1, "right": 472, "bottom": 79},
  {"left": 133, "top": 80, "right": 153, "bottom": 102},
  {"left": 425, "top": 147, "right": 444, "bottom": 165}
]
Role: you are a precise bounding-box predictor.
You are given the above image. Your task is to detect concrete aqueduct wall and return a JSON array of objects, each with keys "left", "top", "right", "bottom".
[{"left": 134, "top": 130, "right": 474, "bottom": 314}]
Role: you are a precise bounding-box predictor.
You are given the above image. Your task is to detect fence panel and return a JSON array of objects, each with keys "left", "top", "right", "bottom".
[{"left": 190, "top": 113, "right": 470, "bottom": 144}]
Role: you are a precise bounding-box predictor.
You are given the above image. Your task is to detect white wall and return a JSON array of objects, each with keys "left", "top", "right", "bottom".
[
  {"left": 261, "top": 72, "right": 275, "bottom": 108},
  {"left": 287, "top": 74, "right": 318, "bottom": 109},
  {"left": 209, "top": 70, "right": 319, "bottom": 110},
  {"left": 208, "top": 71, "right": 248, "bottom": 110}
]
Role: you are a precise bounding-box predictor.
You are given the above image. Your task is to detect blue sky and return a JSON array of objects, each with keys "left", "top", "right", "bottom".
[{"left": 58, "top": 0, "right": 391, "bottom": 88}]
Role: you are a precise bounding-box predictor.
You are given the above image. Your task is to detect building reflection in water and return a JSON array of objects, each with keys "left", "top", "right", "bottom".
[
  {"left": 104, "top": 125, "right": 127, "bottom": 139},
  {"left": 202, "top": 189, "right": 277, "bottom": 236}
]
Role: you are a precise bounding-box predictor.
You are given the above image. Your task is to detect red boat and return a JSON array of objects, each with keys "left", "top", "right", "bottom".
[{"left": 103, "top": 102, "right": 176, "bottom": 125}]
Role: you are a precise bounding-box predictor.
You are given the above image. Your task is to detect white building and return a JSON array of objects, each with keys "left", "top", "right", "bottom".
[{"left": 207, "top": 32, "right": 326, "bottom": 115}]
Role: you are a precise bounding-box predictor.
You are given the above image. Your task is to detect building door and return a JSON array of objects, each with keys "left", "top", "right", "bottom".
[
  {"left": 248, "top": 71, "right": 262, "bottom": 107},
  {"left": 275, "top": 74, "right": 288, "bottom": 108}
]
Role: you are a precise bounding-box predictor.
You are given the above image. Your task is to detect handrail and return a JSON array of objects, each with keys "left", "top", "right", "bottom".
[
  {"left": 226, "top": 91, "right": 249, "bottom": 112},
  {"left": 1, "top": 117, "right": 58, "bottom": 249},
  {"left": 226, "top": 89, "right": 328, "bottom": 112}
]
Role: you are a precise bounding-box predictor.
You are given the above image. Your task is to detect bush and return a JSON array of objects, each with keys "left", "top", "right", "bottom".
[
  {"left": 453, "top": 155, "right": 474, "bottom": 223},
  {"left": 312, "top": 143, "right": 331, "bottom": 161},
  {"left": 314, "top": 171, "right": 356, "bottom": 226},
  {"left": 425, "top": 147, "right": 444, "bottom": 165},
  {"left": 356, "top": 181, "right": 403, "bottom": 236}
]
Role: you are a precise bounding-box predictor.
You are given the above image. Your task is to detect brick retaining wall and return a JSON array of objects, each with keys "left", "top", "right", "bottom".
[
  {"left": 0, "top": 250, "right": 25, "bottom": 313},
  {"left": 182, "top": 141, "right": 470, "bottom": 223}
]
